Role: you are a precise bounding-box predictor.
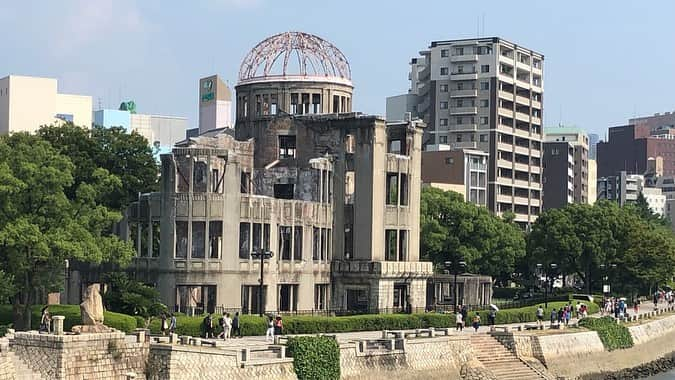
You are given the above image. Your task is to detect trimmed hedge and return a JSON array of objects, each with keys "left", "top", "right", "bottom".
[
  {"left": 0, "top": 305, "right": 137, "bottom": 333},
  {"left": 493, "top": 287, "right": 524, "bottom": 300},
  {"left": 287, "top": 336, "right": 340, "bottom": 380},
  {"left": 578, "top": 316, "right": 634, "bottom": 351},
  {"left": 146, "top": 301, "right": 599, "bottom": 337}
]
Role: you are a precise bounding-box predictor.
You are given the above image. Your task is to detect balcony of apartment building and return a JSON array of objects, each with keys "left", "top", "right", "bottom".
[
  {"left": 531, "top": 58, "right": 543, "bottom": 75},
  {"left": 451, "top": 70, "right": 478, "bottom": 81},
  {"left": 514, "top": 170, "right": 530, "bottom": 188},
  {"left": 450, "top": 52, "right": 479, "bottom": 63},
  {"left": 497, "top": 134, "right": 514, "bottom": 152},
  {"left": 514, "top": 121, "right": 531, "bottom": 138},
  {"left": 499, "top": 46, "right": 515, "bottom": 63},
  {"left": 515, "top": 86, "right": 531, "bottom": 106},
  {"left": 450, "top": 89, "right": 478, "bottom": 98},
  {"left": 516, "top": 69, "right": 530, "bottom": 86},
  {"left": 497, "top": 150, "right": 513, "bottom": 169},
  {"left": 514, "top": 138, "right": 530, "bottom": 156},
  {"left": 532, "top": 74, "right": 543, "bottom": 90},
  {"left": 515, "top": 105, "right": 531, "bottom": 123},
  {"left": 449, "top": 106, "right": 478, "bottom": 115},
  {"left": 513, "top": 187, "right": 530, "bottom": 205},
  {"left": 498, "top": 106, "right": 515, "bottom": 120},
  {"left": 514, "top": 153, "right": 530, "bottom": 172},
  {"left": 516, "top": 52, "right": 531, "bottom": 72},
  {"left": 418, "top": 65, "right": 430, "bottom": 81}
]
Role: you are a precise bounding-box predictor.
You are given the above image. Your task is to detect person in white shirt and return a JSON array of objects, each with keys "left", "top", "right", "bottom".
[
  {"left": 455, "top": 312, "right": 463, "bottom": 331},
  {"left": 266, "top": 316, "right": 275, "bottom": 342}
]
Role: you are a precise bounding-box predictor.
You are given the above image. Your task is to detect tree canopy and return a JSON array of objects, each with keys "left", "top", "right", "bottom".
[
  {"left": 38, "top": 124, "right": 158, "bottom": 210},
  {"left": 527, "top": 200, "right": 675, "bottom": 295},
  {"left": 0, "top": 133, "right": 135, "bottom": 329},
  {"left": 420, "top": 187, "right": 526, "bottom": 284},
  {"left": 102, "top": 272, "right": 166, "bottom": 322}
]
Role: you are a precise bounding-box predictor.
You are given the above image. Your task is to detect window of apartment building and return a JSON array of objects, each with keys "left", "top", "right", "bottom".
[
  {"left": 454, "top": 47, "right": 464, "bottom": 56},
  {"left": 385, "top": 229, "right": 408, "bottom": 261},
  {"left": 209, "top": 221, "right": 222, "bottom": 259},
  {"left": 315, "top": 284, "right": 330, "bottom": 310},
  {"left": 440, "top": 84, "right": 448, "bottom": 92},
  {"left": 456, "top": 117, "right": 463, "bottom": 125},
  {"left": 279, "top": 135, "right": 296, "bottom": 159},
  {"left": 440, "top": 67, "right": 449, "bottom": 75},
  {"left": 480, "top": 117, "right": 489, "bottom": 125},
  {"left": 175, "top": 221, "right": 188, "bottom": 258},
  {"left": 191, "top": 221, "right": 205, "bottom": 258},
  {"left": 440, "top": 118, "right": 448, "bottom": 127},
  {"left": 456, "top": 134, "right": 463, "bottom": 142},
  {"left": 481, "top": 65, "right": 490, "bottom": 73},
  {"left": 386, "top": 173, "right": 399, "bottom": 205},
  {"left": 480, "top": 99, "right": 489, "bottom": 108},
  {"left": 440, "top": 101, "right": 448, "bottom": 109},
  {"left": 293, "top": 226, "right": 303, "bottom": 260},
  {"left": 441, "top": 49, "right": 449, "bottom": 57},
  {"left": 279, "top": 226, "right": 292, "bottom": 260},
  {"left": 477, "top": 46, "right": 493, "bottom": 55},
  {"left": 480, "top": 134, "right": 488, "bottom": 142},
  {"left": 439, "top": 135, "right": 448, "bottom": 144},
  {"left": 456, "top": 65, "right": 464, "bottom": 74},
  {"left": 480, "top": 81, "right": 490, "bottom": 90},
  {"left": 456, "top": 99, "right": 463, "bottom": 107},
  {"left": 457, "top": 82, "right": 464, "bottom": 90},
  {"left": 278, "top": 284, "right": 299, "bottom": 312}
]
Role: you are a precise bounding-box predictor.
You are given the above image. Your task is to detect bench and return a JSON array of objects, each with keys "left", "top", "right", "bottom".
[
  {"left": 414, "top": 328, "right": 435, "bottom": 338},
  {"left": 524, "top": 324, "right": 540, "bottom": 330},
  {"left": 382, "top": 330, "right": 405, "bottom": 339},
  {"left": 434, "top": 327, "right": 452, "bottom": 336}
]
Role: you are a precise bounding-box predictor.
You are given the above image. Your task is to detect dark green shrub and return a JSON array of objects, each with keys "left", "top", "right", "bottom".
[
  {"left": 0, "top": 305, "right": 137, "bottom": 333},
  {"left": 134, "top": 316, "right": 146, "bottom": 328},
  {"left": 287, "top": 336, "right": 340, "bottom": 380},
  {"left": 493, "top": 287, "right": 524, "bottom": 299},
  {"left": 578, "top": 316, "right": 633, "bottom": 351},
  {"left": 0, "top": 324, "right": 11, "bottom": 337}
]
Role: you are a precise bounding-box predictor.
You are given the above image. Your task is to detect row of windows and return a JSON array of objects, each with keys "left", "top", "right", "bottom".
[{"left": 440, "top": 45, "right": 493, "bottom": 57}]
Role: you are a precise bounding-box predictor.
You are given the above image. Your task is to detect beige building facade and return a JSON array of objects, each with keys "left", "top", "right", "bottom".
[{"left": 0, "top": 75, "right": 92, "bottom": 134}]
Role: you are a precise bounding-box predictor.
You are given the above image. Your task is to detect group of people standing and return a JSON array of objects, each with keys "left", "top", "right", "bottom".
[
  {"left": 265, "top": 315, "right": 284, "bottom": 342},
  {"left": 159, "top": 313, "right": 177, "bottom": 335},
  {"left": 454, "top": 305, "right": 492, "bottom": 332},
  {"left": 199, "top": 312, "right": 242, "bottom": 340}
]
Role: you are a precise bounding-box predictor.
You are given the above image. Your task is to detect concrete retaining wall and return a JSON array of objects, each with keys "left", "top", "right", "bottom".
[
  {"left": 629, "top": 314, "right": 675, "bottom": 345},
  {"left": 12, "top": 331, "right": 148, "bottom": 380},
  {"left": 0, "top": 340, "right": 15, "bottom": 380},
  {"left": 147, "top": 344, "right": 296, "bottom": 380}
]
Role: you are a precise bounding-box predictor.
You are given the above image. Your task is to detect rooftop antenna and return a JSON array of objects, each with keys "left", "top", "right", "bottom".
[
  {"left": 476, "top": 16, "right": 480, "bottom": 38},
  {"left": 482, "top": 13, "right": 485, "bottom": 37}
]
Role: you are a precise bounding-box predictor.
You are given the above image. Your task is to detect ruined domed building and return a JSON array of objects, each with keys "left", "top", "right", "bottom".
[{"left": 67, "top": 32, "right": 492, "bottom": 314}]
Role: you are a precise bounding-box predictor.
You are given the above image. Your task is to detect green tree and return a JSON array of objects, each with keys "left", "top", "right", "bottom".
[
  {"left": 0, "top": 133, "right": 135, "bottom": 329},
  {"left": 38, "top": 124, "right": 158, "bottom": 211},
  {"left": 420, "top": 187, "right": 526, "bottom": 283},
  {"left": 102, "top": 272, "right": 166, "bottom": 325}
]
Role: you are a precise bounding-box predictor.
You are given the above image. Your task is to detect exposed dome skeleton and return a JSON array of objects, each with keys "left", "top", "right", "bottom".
[{"left": 238, "top": 31, "right": 352, "bottom": 85}]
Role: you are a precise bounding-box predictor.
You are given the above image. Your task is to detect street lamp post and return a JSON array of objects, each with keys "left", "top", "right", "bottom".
[
  {"left": 445, "top": 260, "right": 466, "bottom": 313},
  {"left": 600, "top": 263, "right": 617, "bottom": 296},
  {"left": 250, "top": 249, "right": 274, "bottom": 317},
  {"left": 536, "top": 263, "right": 557, "bottom": 309}
]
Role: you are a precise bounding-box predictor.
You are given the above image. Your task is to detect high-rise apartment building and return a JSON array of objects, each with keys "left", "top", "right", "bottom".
[
  {"left": 597, "top": 171, "right": 643, "bottom": 206},
  {"left": 542, "top": 127, "right": 589, "bottom": 208},
  {"left": 421, "top": 148, "right": 489, "bottom": 207},
  {"left": 388, "top": 37, "right": 544, "bottom": 227}
]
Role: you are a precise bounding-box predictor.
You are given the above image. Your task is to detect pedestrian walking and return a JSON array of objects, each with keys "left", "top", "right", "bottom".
[
  {"left": 160, "top": 313, "right": 168, "bottom": 336},
  {"left": 455, "top": 311, "right": 463, "bottom": 331},
  {"left": 536, "top": 305, "right": 544, "bottom": 327},
  {"left": 550, "top": 308, "right": 557, "bottom": 325},
  {"left": 231, "top": 312, "right": 241, "bottom": 338},
  {"left": 488, "top": 309, "right": 496, "bottom": 326},
  {"left": 634, "top": 299, "right": 640, "bottom": 315},
  {"left": 472, "top": 313, "right": 481, "bottom": 332},
  {"left": 224, "top": 313, "right": 232, "bottom": 340},
  {"left": 274, "top": 316, "right": 283, "bottom": 336},
  {"left": 218, "top": 313, "right": 226, "bottom": 339},
  {"left": 564, "top": 309, "right": 571, "bottom": 326},
  {"left": 460, "top": 305, "right": 468, "bottom": 328},
  {"left": 265, "top": 316, "right": 275, "bottom": 342},
  {"left": 203, "top": 313, "right": 214, "bottom": 338},
  {"left": 169, "top": 313, "right": 177, "bottom": 334}
]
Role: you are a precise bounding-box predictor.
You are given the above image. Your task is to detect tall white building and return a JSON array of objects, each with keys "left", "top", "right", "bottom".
[
  {"left": 198, "top": 75, "right": 233, "bottom": 134},
  {"left": 388, "top": 37, "right": 544, "bottom": 227},
  {"left": 0, "top": 75, "right": 92, "bottom": 134}
]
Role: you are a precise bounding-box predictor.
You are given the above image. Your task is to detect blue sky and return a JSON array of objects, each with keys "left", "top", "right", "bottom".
[{"left": 2, "top": 0, "right": 674, "bottom": 137}]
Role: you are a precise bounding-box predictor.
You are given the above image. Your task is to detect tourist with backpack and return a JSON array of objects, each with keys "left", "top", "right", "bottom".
[{"left": 203, "top": 313, "right": 214, "bottom": 338}]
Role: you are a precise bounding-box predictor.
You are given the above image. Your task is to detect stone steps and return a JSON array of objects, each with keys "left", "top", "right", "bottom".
[{"left": 470, "top": 335, "right": 547, "bottom": 380}]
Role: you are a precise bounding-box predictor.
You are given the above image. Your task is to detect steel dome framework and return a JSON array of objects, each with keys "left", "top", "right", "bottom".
[{"left": 238, "top": 31, "right": 352, "bottom": 85}]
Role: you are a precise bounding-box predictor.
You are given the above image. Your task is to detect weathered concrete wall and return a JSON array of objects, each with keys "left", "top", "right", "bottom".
[
  {"left": 340, "top": 336, "right": 483, "bottom": 380},
  {"left": 629, "top": 313, "right": 675, "bottom": 345},
  {"left": 12, "top": 331, "right": 148, "bottom": 380},
  {"left": 147, "top": 344, "right": 296, "bottom": 380}
]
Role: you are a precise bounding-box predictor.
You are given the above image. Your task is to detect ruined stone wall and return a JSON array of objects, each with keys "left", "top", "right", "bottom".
[
  {"left": 147, "top": 344, "right": 296, "bottom": 380},
  {"left": 12, "top": 332, "right": 148, "bottom": 380}
]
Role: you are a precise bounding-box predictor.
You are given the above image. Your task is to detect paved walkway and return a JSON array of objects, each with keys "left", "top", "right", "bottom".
[{"left": 194, "top": 300, "right": 668, "bottom": 349}]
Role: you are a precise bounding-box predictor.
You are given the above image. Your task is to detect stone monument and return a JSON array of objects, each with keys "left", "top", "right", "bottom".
[{"left": 71, "top": 283, "right": 115, "bottom": 334}]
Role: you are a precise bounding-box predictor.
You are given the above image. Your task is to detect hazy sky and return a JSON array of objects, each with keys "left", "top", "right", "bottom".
[{"left": 2, "top": 0, "right": 674, "bottom": 137}]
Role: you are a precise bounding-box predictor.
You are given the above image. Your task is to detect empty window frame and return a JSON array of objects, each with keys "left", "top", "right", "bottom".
[
  {"left": 151, "top": 221, "right": 160, "bottom": 257},
  {"left": 291, "top": 93, "right": 299, "bottom": 114},
  {"left": 315, "top": 284, "right": 329, "bottom": 310},
  {"left": 385, "top": 229, "right": 408, "bottom": 261},
  {"left": 240, "top": 171, "right": 251, "bottom": 193},
  {"left": 175, "top": 221, "right": 188, "bottom": 258},
  {"left": 211, "top": 169, "right": 223, "bottom": 193},
  {"left": 278, "top": 284, "right": 299, "bottom": 312},
  {"left": 312, "top": 94, "right": 321, "bottom": 114},
  {"left": 270, "top": 94, "right": 278, "bottom": 115},
  {"left": 273, "top": 183, "right": 294, "bottom": 199},
  {"left": 239, "top": 222, "right": 250, "bottom": 259},
  {"left": 209, "top": 221, "right": 222, "bottom": 259},
  {"left": 191, "top": 221, "right": 205, "bottom": 258},
  {"left": 279, "top": 225, "right": 292, "bottom": 260},
  {"left": 293, "top": 226, "right": 303, "bottom": 260},
  {"left": 386, "top": 173, "right": 399, "bottom": 205},
  {"left": 279, "top": 135, "right": 296, "bottom": 159},
  {"left": 193, "top": 161, "right": 208, "bottom": 193}
]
